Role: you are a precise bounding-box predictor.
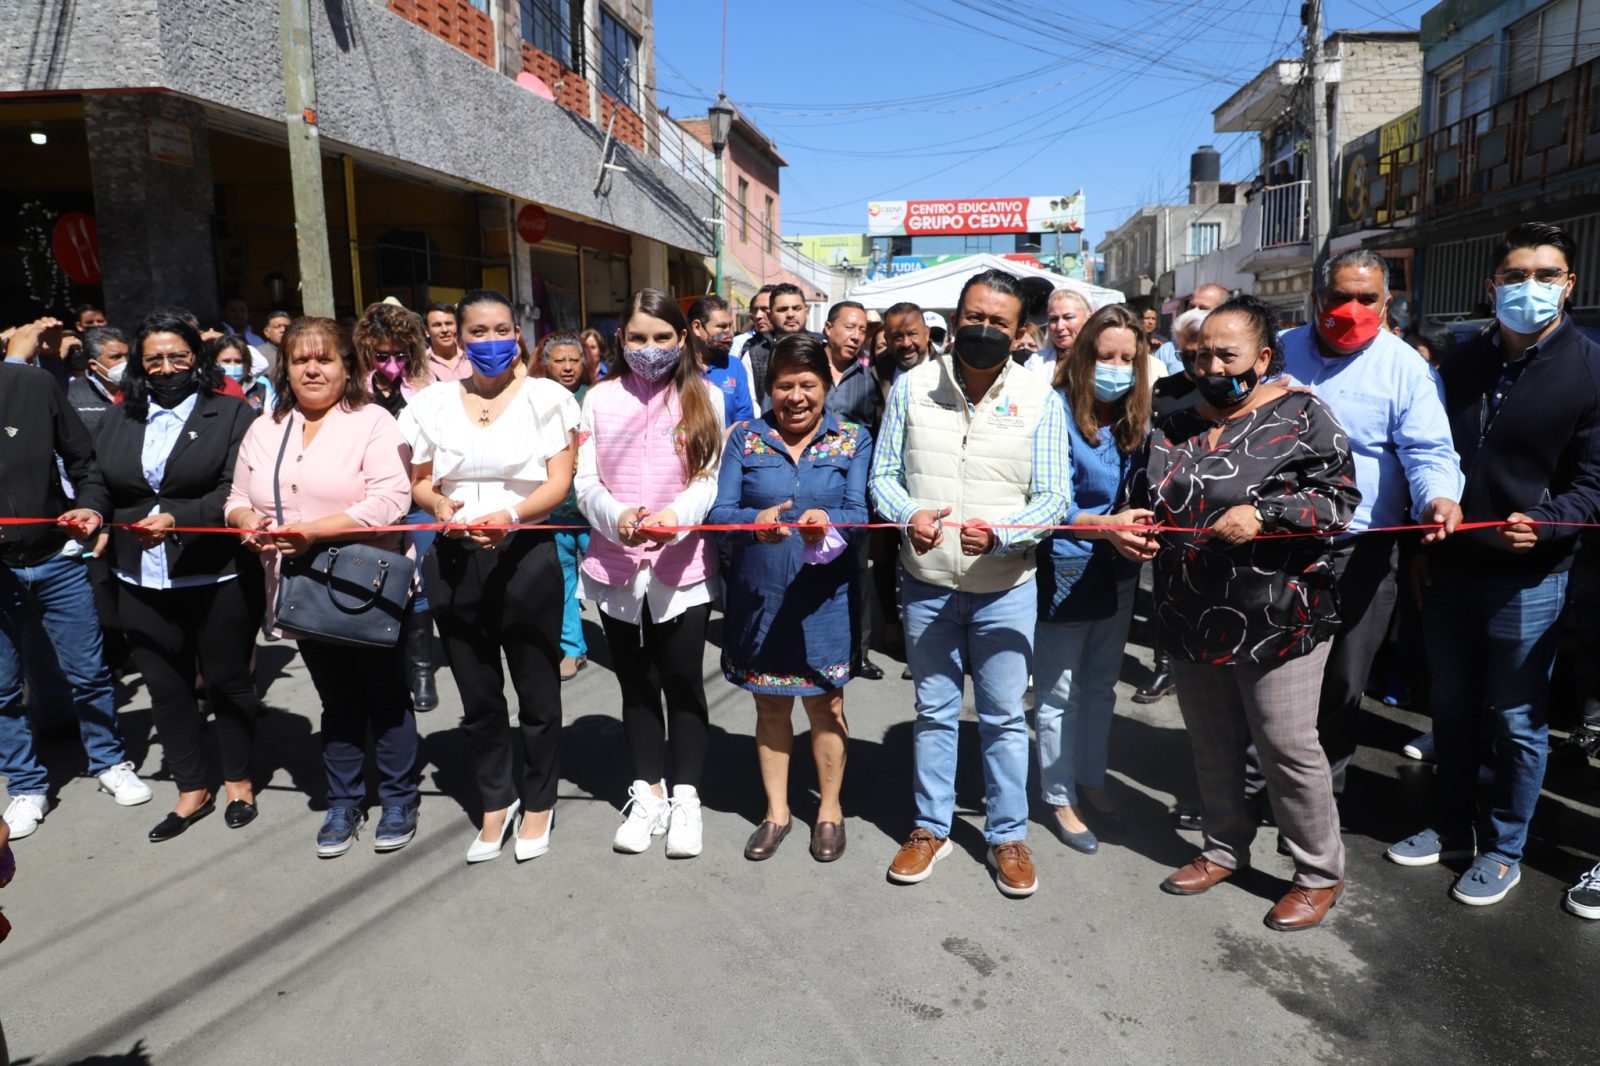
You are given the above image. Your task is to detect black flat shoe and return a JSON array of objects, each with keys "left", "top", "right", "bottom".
[
  {"left": 225, "top": 799, "right": 258, "bottom": 829},
  {"left": 149, "top": 800, "right": 216, "bottom": 842},
  {"left": 854, "top": 657, "right": 885, "bottom": 681}
]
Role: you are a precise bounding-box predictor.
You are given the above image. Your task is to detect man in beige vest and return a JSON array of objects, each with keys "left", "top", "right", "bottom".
[{"left": 869, "top": 268, "right": 1071, "bottom": 898}]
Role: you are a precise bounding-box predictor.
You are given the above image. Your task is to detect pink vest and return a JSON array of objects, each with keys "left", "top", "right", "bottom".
[{"left": 580, "top": 374, "right": 716, "bottom": 588}]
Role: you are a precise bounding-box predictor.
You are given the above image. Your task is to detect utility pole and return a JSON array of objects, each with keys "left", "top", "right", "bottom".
[
  {"left": 1305, "top": 0, "right": 1330, "bottom": 272},
  {"left": 279, "top": 0, "right": 335, "bottom": 316}
]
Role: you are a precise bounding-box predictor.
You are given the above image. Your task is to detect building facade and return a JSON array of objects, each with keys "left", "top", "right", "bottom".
[
  {"left": 1344, "top": 0, "right": 1600, "bottom": 323},
  {"left": 0, "top": 0, "right": 713, "bottom": 334},
  {"left": 1214, "top": 31, "right": 1422, "bottom": 320}
]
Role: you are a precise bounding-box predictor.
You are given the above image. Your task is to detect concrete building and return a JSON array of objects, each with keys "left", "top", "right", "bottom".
[
  {"left": 1345, "top": 0, "right": 1600, "bottom": 323},
  {"left": 1214, "top": 31, "right": 1422, "bottom": 321},
  {"left": 0, "top": 0, "right": 713, "bottom": 334},
  {"left": 1096, "top": 148, "right": 1248, "bottom": 321}
]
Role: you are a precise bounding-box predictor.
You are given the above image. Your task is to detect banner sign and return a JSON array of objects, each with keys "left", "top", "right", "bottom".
[{"left": 867, "top": 193, "right": 1083, "bottom": 237}]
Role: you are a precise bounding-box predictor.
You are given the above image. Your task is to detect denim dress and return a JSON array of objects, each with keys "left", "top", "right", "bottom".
[{"left": 710, "top": 412, "right": 873, "bottom": 694}]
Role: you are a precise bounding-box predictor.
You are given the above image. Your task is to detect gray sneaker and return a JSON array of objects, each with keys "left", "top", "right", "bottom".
[{"left": 1385, "top": 827, "right": 1475, "bottom": 867}]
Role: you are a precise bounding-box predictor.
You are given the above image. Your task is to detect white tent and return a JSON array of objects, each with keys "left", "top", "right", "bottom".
[{"left": 845, "top": 253, "right": 1125, "bottom": 313}]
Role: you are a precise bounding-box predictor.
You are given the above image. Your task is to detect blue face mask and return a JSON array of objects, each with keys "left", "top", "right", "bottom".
[
  {"left": 1093, "top": 362, "right": 1135, "bottom": 403},
  {"left": 1494, "top": 280, "right": 1565, "bottom": 335},
  {"left": 221, "top": 364, "right": 245, "bottom": 381},
  {"left": 465, "top": 337, "right": 520, "bottom": 377}
]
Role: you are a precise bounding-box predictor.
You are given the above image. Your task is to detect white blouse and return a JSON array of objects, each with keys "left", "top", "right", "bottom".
[{"left": 400, "top": 377, "right": 580, "bottom": 522}]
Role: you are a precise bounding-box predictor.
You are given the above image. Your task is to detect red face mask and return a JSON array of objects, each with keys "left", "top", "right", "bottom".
[{"left": 1317, "top": 299, "right": 1382, "bottom": 352}]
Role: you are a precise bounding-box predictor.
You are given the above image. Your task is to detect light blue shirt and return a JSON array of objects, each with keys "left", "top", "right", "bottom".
[
  {"left": 1280, "top": 325, "right": 1463, "bottom": 534},
  {"left": 870, "top": 362, "right": 1071, "bottom": 555},
  {"left": 1152, "top": 340, "right": 1184, "bottom": 376}
]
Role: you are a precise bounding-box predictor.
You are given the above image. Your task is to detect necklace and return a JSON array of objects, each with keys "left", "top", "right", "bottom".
[{"left": 464, "top": 380, "right": 509, "bottom": 426}]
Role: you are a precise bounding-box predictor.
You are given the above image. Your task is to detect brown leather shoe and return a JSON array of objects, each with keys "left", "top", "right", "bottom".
[
  {"left": 743, "top": 820, "right": 791, "bottom": 861},
  {"left": 810, "top": 820, "right": 846, "bottom": 862},
  {"left": 887, "top": 828, "right": 951, "bottom": 884},
  {"left": 987, "top": 842, "right": 1038, "bottom": 897},
  {"left": 1160, "top": 857, "right": 1239, "bottom": 896},
  {"left": 1265, "top": 881, "right": 1345, "bottom": 931}
]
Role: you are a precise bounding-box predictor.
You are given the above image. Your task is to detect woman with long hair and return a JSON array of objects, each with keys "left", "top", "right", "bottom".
[
  {"left": 1033, "top": 305, "right": 1157, "bottom": 853},
  {"left": 576, "top": 288, "right": 724, "bottom": 859}
]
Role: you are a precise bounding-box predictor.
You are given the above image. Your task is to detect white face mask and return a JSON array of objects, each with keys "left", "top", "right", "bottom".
[{"left": 101, "top": 360, "right": 127, "bottom": 387}]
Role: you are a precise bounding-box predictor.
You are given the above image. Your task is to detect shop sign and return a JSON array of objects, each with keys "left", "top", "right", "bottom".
[
  {"left": 146, "top": 118, "right": 194, "bottom": 167},
  {"left": 867, "top": 193, "right": 1084, "bottom": 237},
  {"left": 517, "top": 203, "right": 551, "bottom": 244}
]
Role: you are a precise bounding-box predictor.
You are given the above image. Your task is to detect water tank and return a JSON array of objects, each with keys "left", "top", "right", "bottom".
[{"left": 1191, "top": 145, "right": 1221, "bottom": 184}]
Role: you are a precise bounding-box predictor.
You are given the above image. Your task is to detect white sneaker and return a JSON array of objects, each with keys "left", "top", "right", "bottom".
[
  {"left": 613, "top": 779, "right": 668, "bottom": 853},
  {"left": 665, "top": 785, "right": 703, "bottom": 859},
  {"left": 97, "top": 761, "right": 153, "bottom": 806},
  {"left": 3, "top": 794, "right": 48, "bottom": 839}
]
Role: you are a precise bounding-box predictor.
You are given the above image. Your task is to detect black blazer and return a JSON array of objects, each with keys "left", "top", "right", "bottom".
[
  {"left": 92, "top": 391, "right": 258, "bottom": 580},
  {"left": 0, "top": 362, "right": 107, "bottom": 567},
  {"left": 1434, "top": 317, "right": 1600, "bottom": 577}
]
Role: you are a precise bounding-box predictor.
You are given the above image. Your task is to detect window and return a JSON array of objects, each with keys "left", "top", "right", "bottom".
[
  {"left": 1189, "top": 221, "right": 1222, "bottom": 257},
  {"left": 600, "top": 8, "right": 640, "bottom": 109},
  {"left": 1434, "top": 42, "right": 1493, "bottom": 131},
  {"left": 763, "top": 195, "right": 775, "bottom": 255},
  {"left": 738, "top": 177, "right": 750, "bottom": 244},
  {"left": 1506, "top": 0, "right": 1600, "bottom": 96},
  {"left": 520, "top": 0, "right": 578, "bottom": 69}
]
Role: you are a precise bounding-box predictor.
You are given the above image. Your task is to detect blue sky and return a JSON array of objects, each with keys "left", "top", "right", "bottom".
[{"left": 653, "top": 0, "right": 1436, "bottom": 248}]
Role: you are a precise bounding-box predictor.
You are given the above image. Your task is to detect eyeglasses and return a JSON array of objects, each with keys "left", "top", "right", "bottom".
[
  {"left": 1494, "top": 268, "right": 1569, "bottom": 286},
  {"left": 141, "top": 352, "right": 194, "bottom": 370}
]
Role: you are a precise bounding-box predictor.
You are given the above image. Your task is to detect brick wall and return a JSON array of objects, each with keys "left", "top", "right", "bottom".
[
  {"left": 601, "top": 94, "right": 646, "bottom": 152},
  {"left": 388, "top": 0, "right": 494, "bottom": 67},
  {"left": 519, "top": 42, "right": 591, "bottom": 116}
]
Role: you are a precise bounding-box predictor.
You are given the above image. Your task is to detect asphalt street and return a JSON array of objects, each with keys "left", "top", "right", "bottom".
[{"left": 2, "top": 601, "right": 1597, "bottom": 1066}]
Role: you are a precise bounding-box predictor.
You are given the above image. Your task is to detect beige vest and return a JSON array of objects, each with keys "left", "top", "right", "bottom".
[{"left": 898, "top": 357, "right": 1054, "bottom": 592}]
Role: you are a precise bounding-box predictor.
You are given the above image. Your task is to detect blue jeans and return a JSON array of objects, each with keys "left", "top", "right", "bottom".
[
  {"left": 1033, "top": 594, "right": 1135, "bottom": 807},
  {"left": 554, "top": 529, "right": 589, "bottom": 658},
  {"left": 404, "top": 507, "right": 437, "bottom": 613},
  {"left": 902, "top": 571, "right": 1034, "bottom": 845},
  {"left": 1425, "top": 567, "right": 1568, "bottom": 866},
  {"left": 0, "top": 556, "right": 125, "bottom": 795}
]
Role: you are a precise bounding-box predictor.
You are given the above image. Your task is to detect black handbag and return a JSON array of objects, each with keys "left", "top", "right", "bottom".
[{"left": 269, "top": 420, "right": 415, "bottom": 647}]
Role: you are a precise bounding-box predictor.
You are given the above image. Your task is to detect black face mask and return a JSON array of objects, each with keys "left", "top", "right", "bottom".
[
  {"left": 1194, "top": 364, "right": 1259, "bottom": 408},
  {"left": 952, "top": 325, "right": 1012, "bottom": 370},
  {"left": 147, "top": 369, "right": 198, "bottom": 409}
]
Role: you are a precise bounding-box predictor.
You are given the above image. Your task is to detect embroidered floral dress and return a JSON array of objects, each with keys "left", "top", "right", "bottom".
[{"left": 709, "top": 412, "right": 874, "bottom": 694}]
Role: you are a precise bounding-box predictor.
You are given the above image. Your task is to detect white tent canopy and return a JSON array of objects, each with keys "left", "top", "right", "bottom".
[{"left": 845, "top": 253, "right": 1125, "bottom": 313}]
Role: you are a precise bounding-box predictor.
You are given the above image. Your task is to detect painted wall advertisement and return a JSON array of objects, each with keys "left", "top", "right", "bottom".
[{"left": 867, "top": 193, "right": 1084, "bottom": 237}]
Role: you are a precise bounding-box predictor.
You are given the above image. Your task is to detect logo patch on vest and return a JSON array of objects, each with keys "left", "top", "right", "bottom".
[{"left": 987, "top": 395, "right": 1024, "bottom": 429}]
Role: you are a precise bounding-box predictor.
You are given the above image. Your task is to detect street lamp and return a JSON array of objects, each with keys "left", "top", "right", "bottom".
[{"left": 708, "top": 93, "right": 735, "bottom": 301}]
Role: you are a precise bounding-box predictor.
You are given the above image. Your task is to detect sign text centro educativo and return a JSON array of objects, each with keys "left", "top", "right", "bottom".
[{"left": 866, "top": 194, "right": 1084, "bottom": 237}]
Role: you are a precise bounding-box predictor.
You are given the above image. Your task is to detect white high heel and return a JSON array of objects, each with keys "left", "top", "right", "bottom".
[
  {"left": 514, "top": 808, "right": 553, "bottom": 862},
  {"left": 466, "top": 799, "right": 522, "bottom": 864}
]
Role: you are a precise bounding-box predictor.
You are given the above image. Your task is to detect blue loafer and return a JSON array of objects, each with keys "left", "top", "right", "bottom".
[
  {"left": 1451, "top": 856, "right": 1521, "bottom": 906},
  {"left": 1385, "top": 827, "right": 1475, "bottom": 867}
]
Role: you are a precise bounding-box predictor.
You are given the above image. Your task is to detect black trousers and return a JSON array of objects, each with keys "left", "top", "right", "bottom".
[
  {"left": 599, "top": 601, "right": 710, "bottom": 789},
  {"left": 118, "top": 575, "right": 263, "bottom": 792},
  {"left": 428, "top": 533, "right": 563, "bottom": 812},
  {"left": 1246, "top": 534, "right": 1398, "bottom": 799}
]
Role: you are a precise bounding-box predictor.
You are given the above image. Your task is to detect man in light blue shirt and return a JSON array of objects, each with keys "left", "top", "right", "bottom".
[{"left": 1255, "top": 248, "right": 1463, "bottom": 804}]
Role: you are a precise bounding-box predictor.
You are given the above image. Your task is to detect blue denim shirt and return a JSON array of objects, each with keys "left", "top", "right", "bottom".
[{"left": 709, "top": 411, "right": 874, "bottom": 683}]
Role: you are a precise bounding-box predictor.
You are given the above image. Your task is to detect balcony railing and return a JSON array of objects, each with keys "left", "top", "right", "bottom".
[
  {"left": 1255, "top": 180, "right": 1310, "bottom": 249},
  {"left": 1348, "top": 54, "right": 1600, "bottom": 231}
]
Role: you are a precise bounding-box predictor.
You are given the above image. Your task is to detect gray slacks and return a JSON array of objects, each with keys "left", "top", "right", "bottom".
[{"left": 1173, "top": 640, "right": 1344, "bottom": 889}]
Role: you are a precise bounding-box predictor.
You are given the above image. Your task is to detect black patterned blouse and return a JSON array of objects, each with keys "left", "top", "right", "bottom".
[{"left": 1124, "top": 389, "right": 1360, "bottom": 666}]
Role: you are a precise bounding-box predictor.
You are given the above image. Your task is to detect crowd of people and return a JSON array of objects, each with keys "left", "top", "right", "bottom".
[{"left": 0, "top": 220, "right": 1598, "bottom": 930}]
